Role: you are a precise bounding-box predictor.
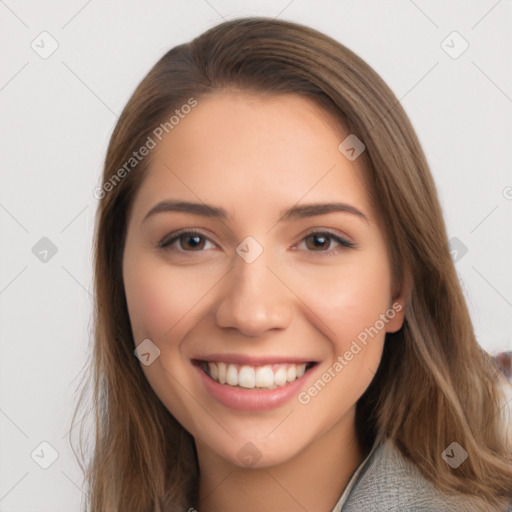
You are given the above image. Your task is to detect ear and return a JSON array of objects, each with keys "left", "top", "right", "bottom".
[{"left": 385, "top": 267, "right": 412, "bottom": 333}]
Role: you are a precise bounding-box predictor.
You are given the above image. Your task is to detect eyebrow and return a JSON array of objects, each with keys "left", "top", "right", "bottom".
[{"left": 142, "top": 200, "right": 368, "bottom": 224}]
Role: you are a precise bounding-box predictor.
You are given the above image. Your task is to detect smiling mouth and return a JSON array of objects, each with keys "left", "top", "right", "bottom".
[{"left": 194, "top": 360, "right": 317, "bottom": 390}]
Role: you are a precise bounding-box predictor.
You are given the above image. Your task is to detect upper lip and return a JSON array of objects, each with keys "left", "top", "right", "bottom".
[{"left": 192, "top": 354, "right": 317, "bottom": 366}]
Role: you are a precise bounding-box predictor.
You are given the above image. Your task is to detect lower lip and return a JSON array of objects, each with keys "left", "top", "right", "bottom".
[{"left": 193, "top": 363, "right": 315, "bottom": 411}]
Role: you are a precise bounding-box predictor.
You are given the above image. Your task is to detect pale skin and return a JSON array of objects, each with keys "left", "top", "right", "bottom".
[{"left": 122, "top": 92, "right": 406, "bottom": 511}]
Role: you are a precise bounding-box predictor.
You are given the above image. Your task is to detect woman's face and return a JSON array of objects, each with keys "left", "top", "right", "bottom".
[{"left": 122, "top": 92, "right": 405, "bottom": 468}]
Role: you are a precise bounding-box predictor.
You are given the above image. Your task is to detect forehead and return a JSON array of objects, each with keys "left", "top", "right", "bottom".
[
  {"left": 163, "top": 91, "right": 348, "bottom": 162},
  {"left": 131, "top": 92, "right": 373, "bottom": 224}
]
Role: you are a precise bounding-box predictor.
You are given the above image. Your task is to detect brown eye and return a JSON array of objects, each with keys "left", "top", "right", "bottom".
[
  {"left": 305, "top": 233, "right": 332, "bottom": 251},
  {"left": 296, "top": 230, "right": 356, "bottom": 256},
  {"left": 179, "top": 233, "right": 205, "bottom": 251},
  {"left": 159, "top": 230, "right": 215, "bottom": 252}
]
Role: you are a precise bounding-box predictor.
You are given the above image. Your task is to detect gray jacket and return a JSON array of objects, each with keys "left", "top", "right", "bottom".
[{"left": 337, "top": 438, "right": 512, "bottom": 512}]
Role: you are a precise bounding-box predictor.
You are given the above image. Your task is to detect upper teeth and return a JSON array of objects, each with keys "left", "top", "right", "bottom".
[{"left": 205, "top": 362, "right": 307, "bottom": 389}]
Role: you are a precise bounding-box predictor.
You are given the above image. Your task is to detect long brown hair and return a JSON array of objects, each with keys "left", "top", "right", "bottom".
[{"left": 71, "top": 17, "right": 512, "bottom": 511}]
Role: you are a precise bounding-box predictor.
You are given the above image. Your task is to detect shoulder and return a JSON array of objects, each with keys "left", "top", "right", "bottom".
[
  {"left": 341, "top": 438, "right": 455, "bottom": 511},
  {"left": 342, "top": 438, "right": 512, "bottom": 512}
]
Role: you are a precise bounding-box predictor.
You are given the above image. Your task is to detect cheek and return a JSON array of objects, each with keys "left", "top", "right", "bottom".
[
  {"left": 293, "top": 256, "right": 393, "bottom": 346},
  {"left": 123, "top": 252, "right": 209, "bottom": 427},
  {"left": 123, "top": 253, "right": 209, "bottom": 343}
]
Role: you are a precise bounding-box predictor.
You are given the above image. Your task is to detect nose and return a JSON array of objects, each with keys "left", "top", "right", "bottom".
[{"left": 214, "top": 248, "right": 294, "bottom": 337}]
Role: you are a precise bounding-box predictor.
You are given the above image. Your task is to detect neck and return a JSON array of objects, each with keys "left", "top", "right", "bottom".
[{"left": 196, "top": 408, "right": 364, "bottom": 512}]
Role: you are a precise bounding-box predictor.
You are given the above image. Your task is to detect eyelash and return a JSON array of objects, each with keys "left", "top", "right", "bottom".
[{"left": 158, "top": 229, "right": 356, "bottom": 256}]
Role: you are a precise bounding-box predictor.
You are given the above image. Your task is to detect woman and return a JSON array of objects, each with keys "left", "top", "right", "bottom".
[{"left": 72, "top": 17, "right": 512, "bottom": 512}]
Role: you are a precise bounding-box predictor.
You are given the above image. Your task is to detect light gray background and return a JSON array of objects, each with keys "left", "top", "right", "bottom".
[{"left": 1, "top": 1, "right": 511, "bottom": 510}]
